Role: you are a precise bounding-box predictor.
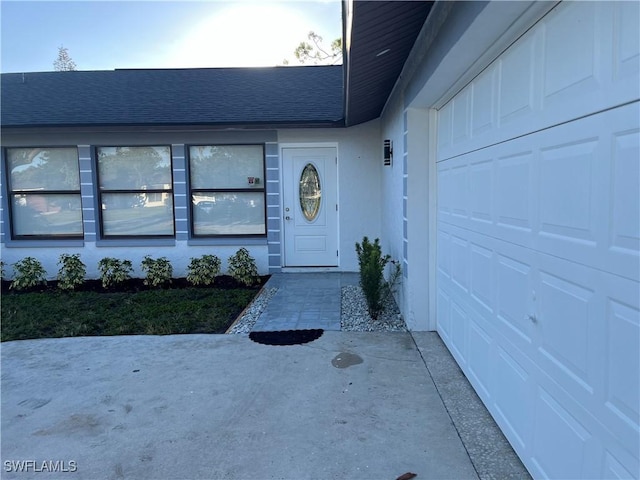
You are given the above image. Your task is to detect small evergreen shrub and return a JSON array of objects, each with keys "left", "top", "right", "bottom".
[
  {"left": 228, "top": 248, "right": 259, "bottom": 287},
  {"left": 186, "top": 254, "right": 221, "bottom": 286},
  {"left": 10, "top": 257, "right": 47, "bottom": 291},
  {"left": 0, "top": 261, "right": 5, "bottom": 280},
  {"left": 355, "top": 237, "right": 391, "bottom": 320},
  {"left": 57, "top": 254, "right": 86, "bottom": 291},
  {"left": 98, "top": 257, "right": 133, "bottom": 289},
  {"left": 141, "top": 256, "right": 173, "bottom": 287}
]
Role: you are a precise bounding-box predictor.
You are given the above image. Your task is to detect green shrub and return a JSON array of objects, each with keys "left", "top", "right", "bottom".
[
  {"left": 0, "top": 261, "right": 5, "bottom": 280},
  {"left": 97, "top": 257, "right": 133, "bottom": 289},
  {"left": 186, "top": 254, "right": 221, "bottom": 286},
  {"left": 228, "top": 248, "right": 259, "bottom": 287},
  {"left": 141, "top": 256, "right": 173, "bottom": 287},
  {"left": 10, "top": 257, "right": 47, "bottom": 291},
  {"left": 355, "top": 237, "right": 391, "bottom": 320},
  {"left": 57, "top": 254, "right": 86, "bottom": 291}
]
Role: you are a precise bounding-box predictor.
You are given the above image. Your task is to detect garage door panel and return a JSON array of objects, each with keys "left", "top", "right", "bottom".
[
  {"left": 450, "top": 164, "right": 469, "bottom": 218},
  {"left": 536, "top": 268, "right": 597, "bottom": 397},
  {"left": 611, "top": 129, "right": 640, "bottom": 255},
  {"left": 531, "top": 388, "right": 593, "bottom": 480},
  {"left": 535, "top": 251, "right": 640, "bottom": 454},
  {"left": 436, "top": 164, "right": 453, "bottom": 219},
  {"left": 439, "top": 102, "right": 640, "bottom": 282},
  {"left": 493, "top": 345, "right": 536, "bottom": 451},
  {"left": 450, "top": 299, "right": 468, "bottom": 363},
  {"left": 435, "top": 3, "right": 639, "bottom": 477},
  {"left": 437, "top": 242, "right": 638, "bottom": 479},
  {"left": 437, "top": 289, "right": 451, "bottom": 341},
  {"left": 529, "top": 368, "right": 639, "bottom": 480},
  {"left": 437, "top": 1, "right": 639, "bottom": 162},
  {"left": 535, "top": 103, "right": 639, "bottom": 282},
  {"left": 438, "top": 222, "right": 639, "bottom": 479},
  {"left": 542, "top": 1, "right": 599, "bottom": 105},
  {"left": 468, "top": 319, "right": 493, "bottom": 400},
  {"left": 539, "top": 137, "right": 598, "bottom": 245},
  {"left": 497, "top": 252, "right": 534, "bottom": 347},
  {"left": 496, "top": 150, "right": 534, "bottom": 232},
  {"left": 603, "top": 451, "right": 638, "bottom": 480},
  {"left": 469, "top": 158, "right": 493, "bottom": 223},
  {"left": 471, "top": 68, "right": 497, "bottom": 137},
  {"left": 442, "top": 223, "right": 536, "bottom": 351},
  {"left": 451, "top": 87, "right": 471, "bottom": 145},
  {"left": 602, "top": 275, "right": 640, "bottom": 452},
  {"left": 499, "top": 27, "right": 537, "bottom": 127},
  {"left": 450, "top": 234, "right": 470, "bottom": 293},
  {"left": 470, "top": 242, "right": 494, "bottom": 314},
  {"left": 606, "top": 298, "right": 640, "bottom": 433},
  {"left": 437, "top": 229, "right": 450, "bottom": 278},
  {"left": 614, "top": 1, "right": 640, "bottom": 82}
]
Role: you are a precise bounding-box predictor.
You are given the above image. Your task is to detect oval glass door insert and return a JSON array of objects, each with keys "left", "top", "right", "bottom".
[{"left": 299, "top": 163, "right": 321, "bottom": 221}]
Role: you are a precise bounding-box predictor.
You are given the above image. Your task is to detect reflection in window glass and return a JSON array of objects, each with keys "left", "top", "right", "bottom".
[
  {"left": 299, "top": 163, "right": 321, "bottom": 222},
  {"left": 7, "top": 147, "right": 82, "bottom": 238},
  {"left": 97, "top": 146, "right": 174, "bottom": 238},
  {"left": 101, "top": 193, "right": 174, "bottom": 236},
  {"left": 189, "top": 145, "right": 265, "bottom": 236},
  {"left": 11, "top": 194, "right": 83, "bottom": 236},
  {"left": 190, "top": 145, "right": 263, "bottom": 189},
  {"left": 98, "top": 146, "right": 172, "bottom": 190},
  {"left": 192, "top": 192, "right": 265, "bottom": 235}
]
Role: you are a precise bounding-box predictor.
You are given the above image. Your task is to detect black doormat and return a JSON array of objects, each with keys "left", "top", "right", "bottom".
[{"left": 249, "top": 329, "right": 324, "bottom": 346}]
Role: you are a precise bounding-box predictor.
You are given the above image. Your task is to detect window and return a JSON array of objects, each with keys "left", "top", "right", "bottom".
[
  {"left": 6, "top": 147, "right": 83, "bottom": 239},
  {"left": 97, "top": 146, "right": 174, "bottom": 237},
  {"left": 189, "top": 145, "right": 265, "bottom": 236}
]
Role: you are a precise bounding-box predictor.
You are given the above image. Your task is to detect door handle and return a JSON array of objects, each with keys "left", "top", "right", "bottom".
[{"left": 285, "top": 216, "right": 291, "bottom": 221}]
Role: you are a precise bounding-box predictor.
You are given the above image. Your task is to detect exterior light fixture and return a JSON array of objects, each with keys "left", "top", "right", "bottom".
[{"left": 384, "top": 139, "right": 393, "bottom": 166}]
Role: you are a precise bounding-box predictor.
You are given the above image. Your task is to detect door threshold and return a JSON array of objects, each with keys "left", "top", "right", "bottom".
[{"left": 281, "top": 267, "right": 341, "bottom": 273}]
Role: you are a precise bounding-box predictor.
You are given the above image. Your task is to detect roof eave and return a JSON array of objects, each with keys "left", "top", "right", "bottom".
[{"left": 0, "top": 119, "right": 346, "bottom": 133}]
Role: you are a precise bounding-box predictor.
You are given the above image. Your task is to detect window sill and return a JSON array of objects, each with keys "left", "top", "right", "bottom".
[
  {"left": 96, "top": 238, "right": 176, "bottom": 247},
  {"left": 3, "top": 239, "right": 85, "bottom": 248},
  {"left": 188, "top": 237, "right": 267, "bottom": 246}
]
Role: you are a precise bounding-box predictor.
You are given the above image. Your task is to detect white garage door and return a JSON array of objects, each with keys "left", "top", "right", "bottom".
[{"left": 436, "top": 2, "right": 639, "bottom": 479}]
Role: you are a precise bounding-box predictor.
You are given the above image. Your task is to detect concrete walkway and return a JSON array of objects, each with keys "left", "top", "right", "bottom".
[
  {"left": 251, "top": 273, "right": 359, "bottom": 332},
  {"left": 1, "top": 273, "right": 531, "bottom": 480}
]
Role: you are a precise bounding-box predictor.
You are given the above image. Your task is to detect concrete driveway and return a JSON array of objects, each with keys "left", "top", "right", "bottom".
[{"left": 1, "top": 332, "right": 524, "bottom": 480}]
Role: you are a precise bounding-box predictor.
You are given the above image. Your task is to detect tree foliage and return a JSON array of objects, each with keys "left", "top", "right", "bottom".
[
  {"left": 8, "top": 148, "right": 79, "bottom": 190},
  {"left": 53, "top": 46, "right": 77, "bottom": 71},
  {"left": 284, "top": 31, "right": 342, "bottom": 65}
]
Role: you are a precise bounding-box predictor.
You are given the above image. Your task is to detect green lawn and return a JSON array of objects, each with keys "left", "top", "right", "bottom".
[{"left": 1, "top": 287, "right": 257, "bottom": 342}]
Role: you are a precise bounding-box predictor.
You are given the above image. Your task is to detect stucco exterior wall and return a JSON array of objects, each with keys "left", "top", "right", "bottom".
[
  {"left": 277, "top": 120, "right": 382, "bottom": 272},
  {"left": 1, "top": 124, "right": 382, "bottom": 279},
  {"left": 1, "top": 242, "right": 269, "bottom": 281},
  {"left": 378, "top": 91, "right": 408, "bottom": 318},
  {"left": 379, "top": 92, "right": 405, "bottom": 267},
  {"left": 0, "top": 129, "right": 276, "bottom": 280}
]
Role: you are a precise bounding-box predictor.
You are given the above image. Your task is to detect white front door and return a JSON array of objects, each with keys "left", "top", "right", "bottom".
[{"left": 282, "top": 147, "right": 338, "bottom": 267}]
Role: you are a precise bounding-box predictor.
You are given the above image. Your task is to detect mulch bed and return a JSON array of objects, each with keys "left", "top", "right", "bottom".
[{"left": 1, "top": 275, "right": 270, "bottom": 295}]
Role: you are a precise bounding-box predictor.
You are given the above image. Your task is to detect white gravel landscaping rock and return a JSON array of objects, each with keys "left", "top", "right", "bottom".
[
  {"left": 227, "top": 287, "right": 278, "bottom": 334},
  {"left": 228, "top": 283, "right": 407, "bottom": 334},
  {"left": 340, "top": 285, "right": 407, "bottom": 332}
]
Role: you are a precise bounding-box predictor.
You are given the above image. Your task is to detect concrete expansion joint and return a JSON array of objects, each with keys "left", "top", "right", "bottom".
[{"left": 408, "top": 331, "right": 483, "bottom": 480}]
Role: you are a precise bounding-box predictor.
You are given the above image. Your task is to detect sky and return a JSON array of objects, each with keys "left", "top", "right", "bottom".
[{"left": 0, "top": 0, "right": 342, "bottom": 73}]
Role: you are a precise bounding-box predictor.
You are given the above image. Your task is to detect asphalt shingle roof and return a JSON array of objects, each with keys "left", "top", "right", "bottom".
[{"left": 1, "top": 66, "right": 344, "bottom": 128}]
